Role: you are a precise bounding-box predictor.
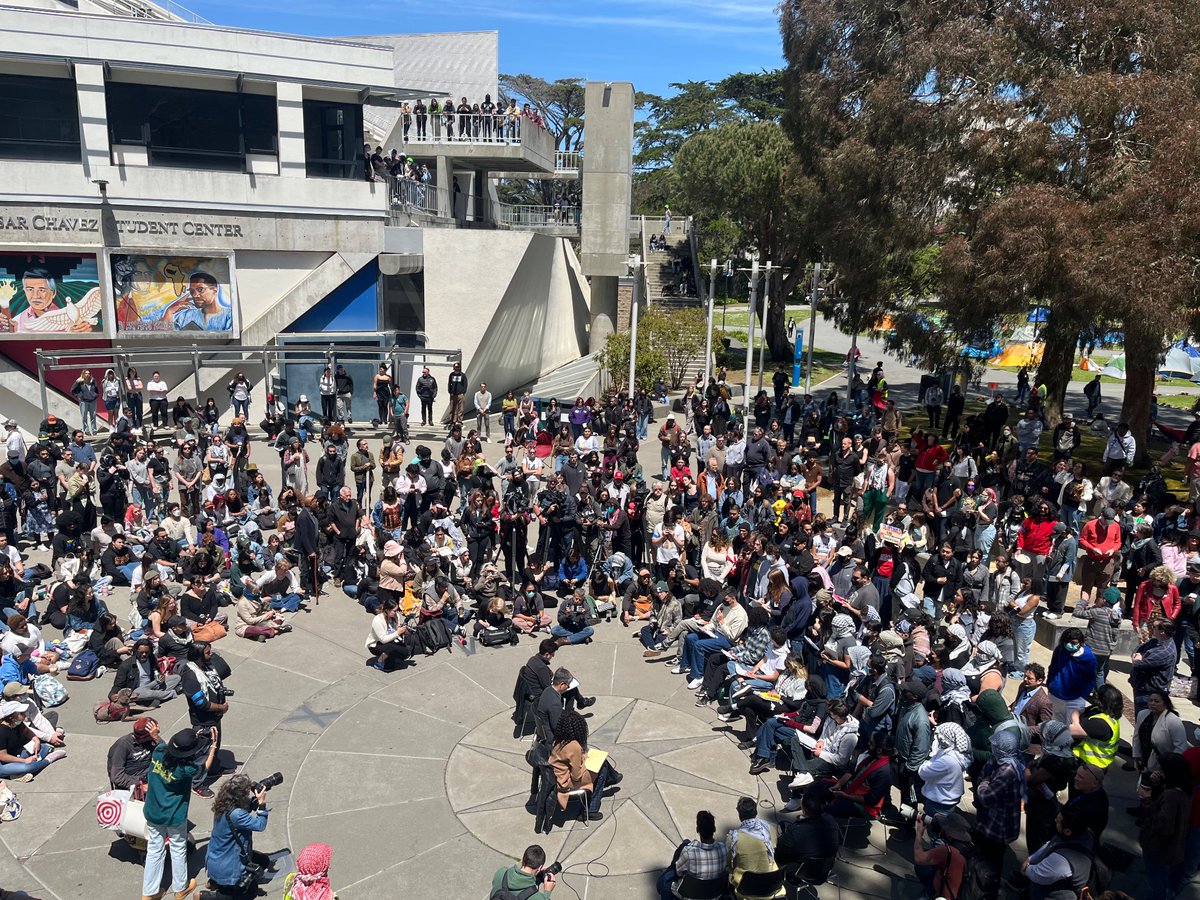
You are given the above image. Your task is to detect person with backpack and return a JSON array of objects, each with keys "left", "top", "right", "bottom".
[
  {"left": 912, "top": 811, "right": 974, "bottom": 900},
  {"left": 1021, "top": 804, "right": 1096, "bottom": 900},
  {"left": 490, "top": 844, "right": 556, "bottom": 899}
]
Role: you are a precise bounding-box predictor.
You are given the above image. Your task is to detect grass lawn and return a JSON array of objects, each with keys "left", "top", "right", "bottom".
[
  {"left": 1159, "top": 393, "right": 1199, "bottom": 411},
  {"left": 715, "top": 340, "right": 844, "bottom": 389}
]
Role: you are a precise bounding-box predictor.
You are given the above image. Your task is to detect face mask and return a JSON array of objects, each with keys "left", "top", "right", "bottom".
[{"left": 1064, "top": 643, "right": 1079, "bottom": 653}]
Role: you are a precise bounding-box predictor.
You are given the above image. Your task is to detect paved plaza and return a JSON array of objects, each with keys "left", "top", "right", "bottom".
[{"left": 0, "top": 334, "right": 1182, "bottom": 899}]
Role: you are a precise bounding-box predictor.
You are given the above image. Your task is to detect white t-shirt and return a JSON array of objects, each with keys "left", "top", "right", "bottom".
[
  {"left": 147, "top": 379, "right": 169, "bottom": 401},
  {"left": 0, "top": 622, "right": 41, "bottom": 656},
  {"left": 654, "top": 523, "right": 684, "bottom": 565}
]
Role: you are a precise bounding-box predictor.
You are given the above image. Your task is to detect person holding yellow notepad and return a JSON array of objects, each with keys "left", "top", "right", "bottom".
[{"left": 546, "top": 711, "right": 622, "bottom": 824}]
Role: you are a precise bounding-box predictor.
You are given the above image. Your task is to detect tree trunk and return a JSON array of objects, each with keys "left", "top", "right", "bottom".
[
  {"left": 1120, "top": 324, "right": 1161, "bottom": 466},
  {"left": 1034, "top": 313, "right": 1081, "bottom": 430},
  {"left": 764, "top": 268, "right": 791, "bottom": 361}
]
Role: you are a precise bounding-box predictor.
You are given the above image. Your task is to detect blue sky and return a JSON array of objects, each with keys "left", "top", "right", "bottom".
[{"left": 185, "top": 0, "right": 783, "bottom": 98}]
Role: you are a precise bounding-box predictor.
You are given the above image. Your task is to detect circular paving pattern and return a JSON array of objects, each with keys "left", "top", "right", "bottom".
[{"left": 444, "top": 695, "right": 763, "bottom": 876}]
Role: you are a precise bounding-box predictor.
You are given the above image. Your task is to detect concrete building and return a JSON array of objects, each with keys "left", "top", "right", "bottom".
[{"left": 0, "top": 0, "right": 630, "bottom": 431}]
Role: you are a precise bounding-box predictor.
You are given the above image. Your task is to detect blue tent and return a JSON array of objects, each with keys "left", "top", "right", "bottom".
[{"left": 1160, "top": 340, "right": 1200, "bottom": 378}]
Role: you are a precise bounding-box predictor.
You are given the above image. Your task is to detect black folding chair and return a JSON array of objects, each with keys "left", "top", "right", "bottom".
[
  {"left": 783, "top": 853, "right": 836, "bottom": 899},
  {"left": 673, "top": 873, "right": 730, "bottom": 899},
  {"left": 734, "top": 868, "right": 785, "bottom": 900}
]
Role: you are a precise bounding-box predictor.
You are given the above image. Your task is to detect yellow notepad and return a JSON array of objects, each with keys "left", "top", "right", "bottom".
[
  {"left": 754, "top": 691, "right": 783, "bottom": 703},
  {"left": 584, "top": 749, "right": 609, "bottom": 773}
]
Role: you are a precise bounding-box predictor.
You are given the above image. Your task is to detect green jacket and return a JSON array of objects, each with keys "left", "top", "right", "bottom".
[
  {"left": 489, "top": 865, "right": 551, "bottom": 900},
  {"left": 143, "top": 744, "right": 198, "bottom": 827}
]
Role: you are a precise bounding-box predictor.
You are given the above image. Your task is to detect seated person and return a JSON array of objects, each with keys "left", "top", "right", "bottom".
[
  {"left": 0, "top": 563, "right": 35, "bottom": 625},
  {"left": 0, "top": 701, "right": 67, "bottom": 780},
  {"left": 551, "top": 589, "right": 594, "bottom": 645},
  {"left": 0, "top": 614, "right": 59, "bottom": 675},
  {"left": 725, "top": 795, "right": 780, "bottom": 896},
  {"left": 421, "top": 575, "right": 471, "bottom": 633},
  {"left": 547, "top": 710, "right": 622, "bottom": 825},
  {"left": 100, "top": 534, "right": 138, "bottom": 587},
  {"left": 233, "top": 594, "right": 291, "bottom": 642},
  {"left": 557, "top": 548, "right": 589, "bottom": 598},
  {"left": 698, "top": 614, "right": 786, "bottom": 706},
  {"left": 473, "top": 597, "right": 513, "bottom": 640},
  {"left": 248, "top": 559, "right": 305, "bottom": 613},
  {"left": 106, "top": 716, "right": 159, "bottom": 792},
  {"left": 512, "top": 581, "right": 553, "bottom": 634},
  {"left": 1, "top": 681, "right": 63, "bottom": 746},
  {"left": 764, "top": 699, "right": 858, "bottom": 788},
  {"left": 621, "top": 568, "right": 657, "bottom": 627},
  {"left": 110, "top": 638, "right": 182, "bottom": 707},
  {"left": 491, "top": 844, "right": 556, "bottom": 900},
  {"left": 87, "top": 612, "right": 133, "bottom": 669},
  {"left": 775, "top": 793, "right": 839, "bottom": 868},
  {"left": 522, "top": 640, "right": 593, "bottom": 714},
  {"left": 719, "top": 655, "right": 811, "bottom": 733},
  {"left": 365, "top": 598, "right": 412, "bottom": 671},
  {"left": 656, "top": 809, "right": 730, "bottom": 900},
  {"left": 803, "top": 731, "right": 896, "bottom": 817}
]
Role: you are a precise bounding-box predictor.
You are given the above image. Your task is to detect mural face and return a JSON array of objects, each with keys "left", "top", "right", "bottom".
[
  {"left": 0, "top": 252, "right": 103, "bottom": 337},
  {"left": 111, "top": 253, "right": 237, "bottom": 336}
]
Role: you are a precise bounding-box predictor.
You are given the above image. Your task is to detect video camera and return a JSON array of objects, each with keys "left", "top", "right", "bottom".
[{"left": 537, "top": 862, "right": 562, "bottom": 884}]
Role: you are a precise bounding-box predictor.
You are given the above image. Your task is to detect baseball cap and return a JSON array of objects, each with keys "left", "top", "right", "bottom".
[
  {"left": 667, "top": 413, "right": 676, "bottom": 420},
  {"left": 133, "top": 716, "right": 158, "bottom": 737},
  {"left": 1, "top": 682, "right": 32, "bottom": 698},
  {"left": 0, "top": 701, "right": 25, "bottom": 719},
  {"left": 613, "top": 471, "right": 623, "bottom": 480},
  {"left": 298, "top": 394, "right": 308, "bottom": 402},
  {"left": 166, "top": 615, "right": 186, "bottom": 627}
]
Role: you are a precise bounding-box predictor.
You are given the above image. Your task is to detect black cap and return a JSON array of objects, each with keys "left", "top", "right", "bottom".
[
  {"left": 166, "top": 615, "right": 186, "bottom": 627},
  {"left": 166, "top": 728, "right": 199, "bottom": 758}
]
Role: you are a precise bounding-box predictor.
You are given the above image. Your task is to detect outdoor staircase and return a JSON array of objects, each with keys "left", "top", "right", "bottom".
[{"left": 645, "top": 229, "right": 699, "bottom": 308}]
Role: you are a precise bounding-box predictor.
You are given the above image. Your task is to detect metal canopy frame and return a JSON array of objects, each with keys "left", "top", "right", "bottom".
[{"left": 33, "top": 335, "right": 461, "bottom": 422}]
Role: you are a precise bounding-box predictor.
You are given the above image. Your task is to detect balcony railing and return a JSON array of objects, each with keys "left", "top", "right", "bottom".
[
  {"left": 495, "top": 204, "right": 580, "bottom": 229},
  {"left": 555, "top": 151, "right": 582, "bottom": 173},
  {"left": 397, "top": 113, "right": 542, "bottom": 146},
  {"left": 385, "top": 175, "right": 451, "bottom": 224}
]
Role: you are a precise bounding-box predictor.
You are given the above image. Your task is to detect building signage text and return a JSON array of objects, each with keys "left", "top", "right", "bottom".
[{"left": 0, "top": 215, "right": 242, "bottom": 238}]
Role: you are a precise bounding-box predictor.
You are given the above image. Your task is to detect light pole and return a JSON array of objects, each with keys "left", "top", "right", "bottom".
[
  {"left": 628, "top": 255, "right": 641, "bottom": 395},
  {"left": 805, "top": 262, "right": 821, "bottom": 395},
  {"left": 743, "top": 259, "right": 759, "bottom": 418},
  {"left": 757, "top": 260, "right": 772, "bottom": 393},
  {"left": 722, "top": 259, "right": 732, "bottom": 332},
  {"left": 703, "top": 258, "right": 717, "bottom": 386}
]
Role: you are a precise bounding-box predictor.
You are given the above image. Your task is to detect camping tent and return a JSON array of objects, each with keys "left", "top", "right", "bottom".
[
  {"left": 990, "top": 343, "right": 1044, "bottom": 367},
  {"left": 1159, "top": 340, "right": 1200, "bottom": 379},
  {"left": 1100, "top": 352, "right": 1126, "bottom": 380},
  {"left": 1079, "top": 356, "right": 1102, "bottom": 372}
]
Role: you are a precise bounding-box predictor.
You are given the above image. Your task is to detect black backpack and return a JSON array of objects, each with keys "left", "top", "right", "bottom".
[{"left": 418, "top": 617, "right": 453, "bottom": 654}]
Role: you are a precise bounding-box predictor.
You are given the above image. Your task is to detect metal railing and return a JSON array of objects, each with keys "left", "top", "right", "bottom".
[
  {"left": 495, "top": 204, "right": 580, "bottom": 229},
  {"left": 397, "top": 113, "right": 541, "bottom": 146},
  {"left": 555, "top": 151, "right": 582, "bottom": 172},
  {"left": 93, "top": 0, "right": 212, "bottom": 22},
  {"left": 385, "top": 175, "right": 450, "bottom": 223}
]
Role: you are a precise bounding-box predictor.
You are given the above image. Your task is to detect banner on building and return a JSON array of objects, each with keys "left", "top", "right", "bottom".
[
  {"left": 110, "top": 253, "right": 237, "bottom": 337},
  {"left": 0, "top": 252, "right": 104, "bottom": 337}
]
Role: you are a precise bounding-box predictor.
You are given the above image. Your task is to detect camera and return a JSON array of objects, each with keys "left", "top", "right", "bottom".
[
  {"left": 253, "top": 772, "right": 284, "bottom": 793},
  {"left": 537, "top": 862, "right": 562, "bottom": 883}
]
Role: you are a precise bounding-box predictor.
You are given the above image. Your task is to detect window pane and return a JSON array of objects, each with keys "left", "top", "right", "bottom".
[
  {"left": 0, "top": 73, "right": 80, "bottom": 162},
  {"left": 304, "top": 99, "right": 363, "bottom": 179}
]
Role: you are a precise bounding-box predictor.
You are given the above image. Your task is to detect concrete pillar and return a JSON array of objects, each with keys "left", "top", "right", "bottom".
[
  {"left": 74, "top": 63, "right": 109, "bottom": 179},
  {"left": 590, "top": 275, "right": 618, "bottom": 353},
  {"left": 277, "top": 81, "right": 306, "bottom": 177},
  {"left": 580, "top": 82, "right": 634, "bottom": 278},
  {"left": 435, "top": 154, "right": 452, "bottom": 217}
]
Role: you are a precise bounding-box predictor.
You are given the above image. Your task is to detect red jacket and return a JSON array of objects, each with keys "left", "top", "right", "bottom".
[
  {"left": 1016, "top": 517, "right": 1055, "bottom": 556},
  {"left": 915, "top": 445, "right": 948, "bottom": 472},
  {"left": 1079, "top": 519, "right": 1122, "bottom": 560},
  {"left": 1133, "top": 582, "right": 1181, "bottom": 631}
]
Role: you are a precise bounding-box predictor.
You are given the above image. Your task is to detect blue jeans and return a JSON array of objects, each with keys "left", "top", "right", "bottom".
[
  {"left": 0, "top": 744, "right": 52, "bottom": 778},
  {"left": 682, "top": 632, "right": 730, "bottom": 678},
  {"left": 231, "top": 397, "right": 249, "bottom": 418},
  {"left": 754, "top": 718, "right": 794, "bottom": 760},
  {"left": 143, "top": 821, "right": 189, "bottom": 895},
  {"left": 1144, "top": 854, "right": 1178, "bottom": 900},
  {"left": 637, "top": 414, "right": 649, "bottom": 440},
  {"left": 78, "top": 399, "right": 97, "bottom": 434},
  {"left": 551, "top": 624, "right": 594, "bottom": 644},
  {"left": 1014, "top": 617, "right": 1036, "bottom": 672},
  {"left": 656, "top": 866, "right": 678, "bottom": 900},
  {"left": 661, "top": 447, "right": 671, "bottom": 480},
  {"left": 588, "top": 759, "right": 614, "bottom": 814},
  {"left": 974, "top": 524, "right": 996, "bottom": 561},
  {"left": 132, "top": 484, "right": 157, "bottom": 520},
  {"left": 267, "top": 593, "right": 303, "bottom": 613}
]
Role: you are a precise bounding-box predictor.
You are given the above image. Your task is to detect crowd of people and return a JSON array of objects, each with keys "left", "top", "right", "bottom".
[{"left": 3, "top": 353, "right": 1200, "bottom": 898}]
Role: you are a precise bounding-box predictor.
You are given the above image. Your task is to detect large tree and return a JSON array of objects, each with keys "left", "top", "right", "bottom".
[
  {"left": 673, "top": 121, "right": 810, "bottom": 360},
  {"left": 497, "top": 75, "right": 585, "bottom": 206}
]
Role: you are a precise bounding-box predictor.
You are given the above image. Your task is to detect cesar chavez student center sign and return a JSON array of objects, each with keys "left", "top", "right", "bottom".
[{"left": 0, "top": 210, "right": 245, "bottom": 242}]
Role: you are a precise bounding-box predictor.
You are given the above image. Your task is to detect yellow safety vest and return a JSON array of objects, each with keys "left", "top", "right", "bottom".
[{"left": 1072, "top": 712, "right": 1118, "bottom": 768}]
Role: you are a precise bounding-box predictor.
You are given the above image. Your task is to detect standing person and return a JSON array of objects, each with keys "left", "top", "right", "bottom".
[
  {"left": 943, "top": 385, "right": 965, "bottom": 439},
  {"left": 101, "top": 368, "right": 122, "bottom": 423},
  {"left": 1046, "top": 627, "right": 1097, "bottom": 723},
  {"left": 371, "top": 364, "right": 393, "bottom": 425},
  {"left": 126, "top": 367, "right": 145, "bottom": 428},
  {"left": 413, "top": 97, "right": 427, "bottom": 141},
  {"left": 71, "top": 369, "right": 100, "bottom": 435},
  {"left": 1139, "top": 753, "right": 1193, "bottom": 900},
  {"left": 141, "top": 727, "right": 216, "bottom": 900},
  {"left": 178, "top": 642, "right": 229, "bottom": 798},
  {"left": 924, "top": 382, "right": 944, "bottom": 430},
  {"left": 429, "top": 97, "right": 440, "bottom": 140},
  {"left": 1084, "top": 374, "right": 1102, "bottom": 418},
  {"left": 333, "top": 365, "right": 354, "bottom": 424},
  {"left": 318, "top": 366, "right": 336, "bottom": 423},
  {"left": 446, "top": 362, "right": 467, "bottom": 427},
  {"left": 146, "top": 371, "right": 170, "bottom": 430},
  {"left": 227, "top": 372, "right": 252, "bottom": 420},
  {"left": 349, "top": 439, "right": 375, "bottom": 507},
  {"left": 474, "top": 382, "right": 493, "bottom": 442},
  {"left": 415, "top": 366, "right": 438, "bottom": 427}
]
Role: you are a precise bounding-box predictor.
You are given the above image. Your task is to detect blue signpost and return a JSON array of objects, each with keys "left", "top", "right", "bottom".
[{"left": 792, "top": 328, "right": 805, "bottom": 388}]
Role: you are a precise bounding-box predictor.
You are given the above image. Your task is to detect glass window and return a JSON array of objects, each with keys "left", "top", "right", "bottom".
[
  {"left": 0, "top": 73, "right": 80, "bottom": 162},
  {"left": 304, "top": 99, "right": 364, "bottom": 179},
  {"left": 379, "top": 271, "right": 425, "bottom": 337},
  {"left": 107, "top": 82, "right": 277, "bottom": 171}
]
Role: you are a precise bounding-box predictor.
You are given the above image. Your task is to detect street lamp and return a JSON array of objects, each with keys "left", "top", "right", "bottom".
[{"left": 703, "top": 258, "right": 717, "bottom": 386}]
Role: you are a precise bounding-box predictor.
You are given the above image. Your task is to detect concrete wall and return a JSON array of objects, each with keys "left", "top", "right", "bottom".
[
  {"left": 580, "top": 81, "right": 634, "bottom": 278},
  {"left": 422, "top": 229, "right": 588, "bottom": 419}
]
